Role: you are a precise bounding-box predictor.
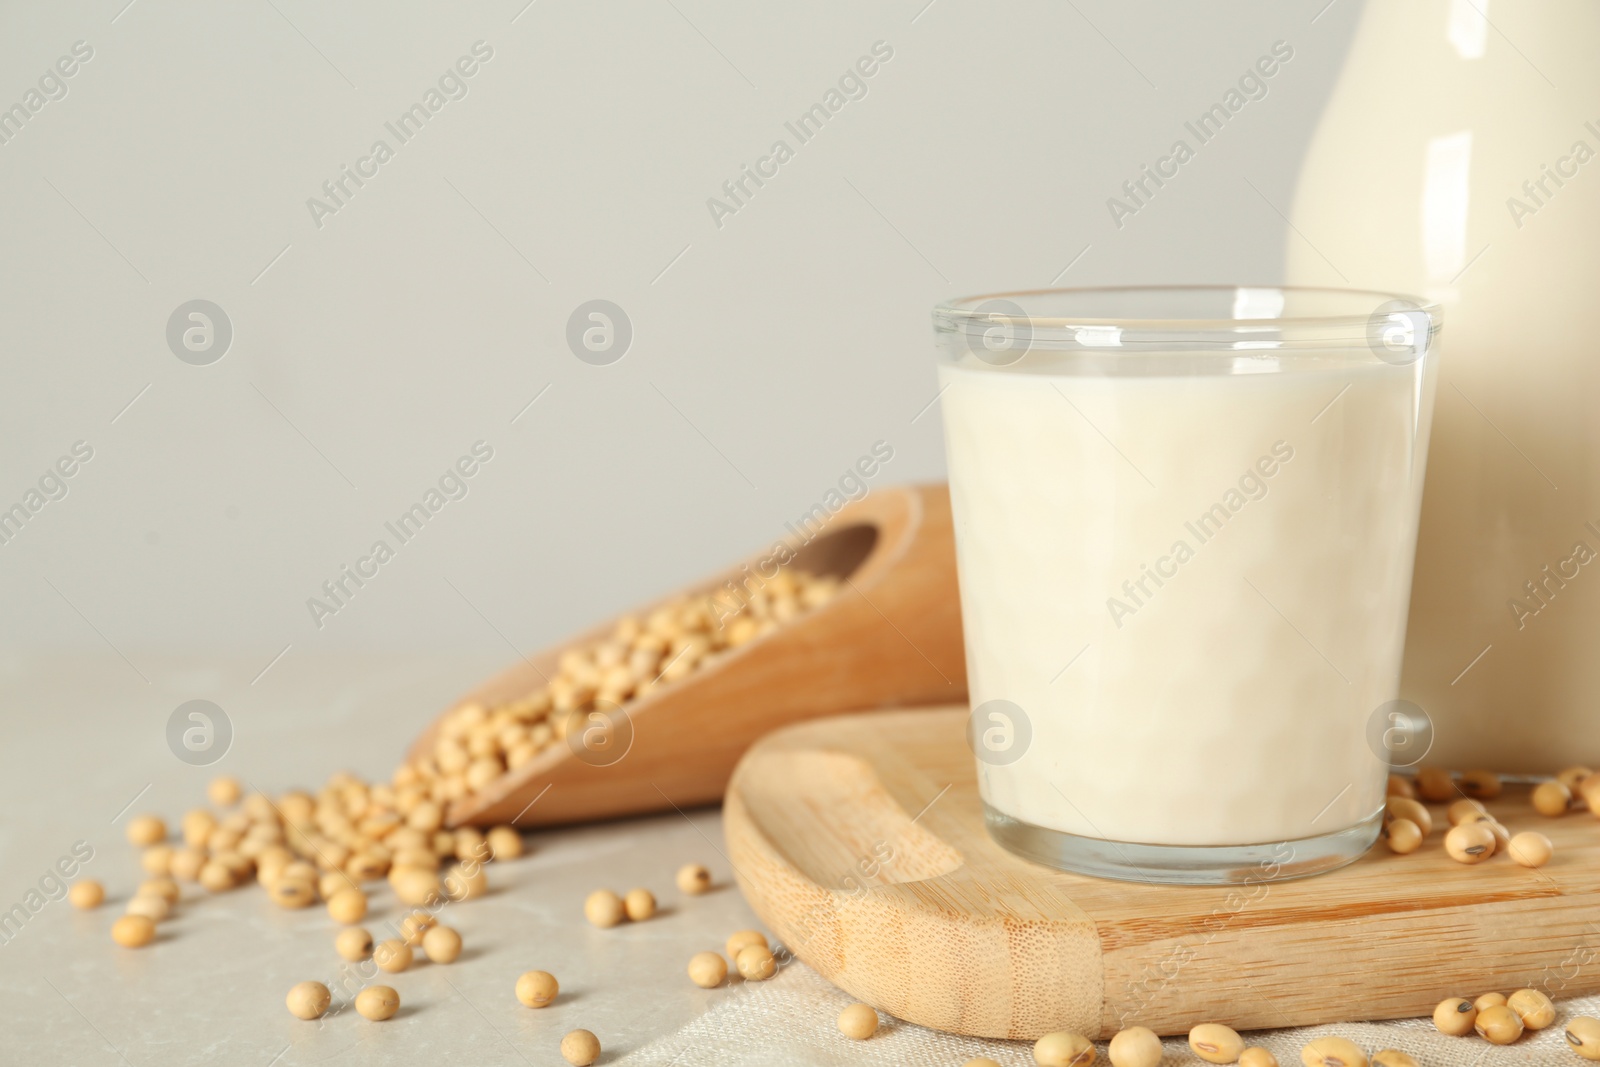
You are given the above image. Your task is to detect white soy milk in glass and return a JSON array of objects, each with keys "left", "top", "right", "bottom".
[{"left": 934, "top": 287, "right": 1439, "bottom": 883}]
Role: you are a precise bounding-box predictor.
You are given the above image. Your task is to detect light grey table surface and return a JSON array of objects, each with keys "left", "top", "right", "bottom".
[
  {"left": 10, "top": 651, "right": 1600, "bottom": 1067},
  {"left": 0, "top": 650, "right": 768, "bottom": 1066}
]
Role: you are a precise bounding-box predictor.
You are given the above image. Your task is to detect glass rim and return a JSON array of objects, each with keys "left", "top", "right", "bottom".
[
  {"left": 934, "top": 285, "right": 1441, "bottom": 329},
  {"left": 933, "top": 285, "right": 1442, "bottom": 362}
]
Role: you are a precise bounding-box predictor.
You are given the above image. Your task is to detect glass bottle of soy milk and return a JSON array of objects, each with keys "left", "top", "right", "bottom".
[{"left": 1287, "top": 0, "right": 1600, "bottom": 771}]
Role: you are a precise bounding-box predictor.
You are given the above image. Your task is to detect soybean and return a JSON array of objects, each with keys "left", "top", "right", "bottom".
[
  {"left": 126, "top": 814, "right": 166, "bottom": 847},
  {"left": 182, "top": 810, "right": 215, "bottom": 849},
  {"left": 1384, "top": 797, "right": 1432, "bottom": 836},
  {"left": 398, "top": 910, "right": 437, "bottom": 946},
  {"left": 1508, "top": 831, "right": 1553, "bottom": 868},
  {"left": 561, "top": 1029, "right": 601, "bottom": 1067},
  {"left": 327, "top": 888, "right": 367, "bottom": 924},
  {"left": 169, "top": 848, "right": 205, "bottom": 882},
  {"left": 1033, "top": 1031, "right": 1095, "bottom": 1066},
  {"left": 335, "top": 926, "right": 373, "bottom": 961},
  {"left": 407, "top": 801, "right": 443, "bottom": 833},
  {"left": 486, "top": 825, "right": 523, "bottom": 860},
  {"left": 1382, "top": 818, "right": 1422, "bottom": 854},
  {"left": 1558, "top": 765, "right": 1594, "bottom": 792},
  {"left": 286, "top": 981, "right": 331, "bottom": 1020},
  {"left": 1189, "top": 1023, "right": 1244, "bottom": 1064},
  {"left": 837, "top": 1002, "right": 879, "bottom": 1040},
  {"left": 373, "top": 938, "right": 413, "bottom": 973},
  {"left": 1532, "top": 779, "right": 1572, "bottom": 816},
  {"left": 68, "top": 880, "right": 104, "bottom": 910},
  {"left": 1446, "top": 798, "right": 1486, "bottom": 826},
  {"left": 1507, "top": 987, "right": 1555, "bottom": 1029},
  {"left": 199, "top": 861, "right": 236, "bottom": 893},
  {"left": 1108, "top": 1025, "right": 1162, "bottom": 1067},
  {"left": 726, "top": 929, "right": 767, "bottom": 959},
  {"left": 1567, "top": 1017, "right": 1600, "bottom": 1060},
  {"left": 735, "top": 944, "right": 776, "bottom": 981},
  {"left": 111, "top": 914, "right": 155, "bottom": 948},
  {"left": 687, "top": 951, "right": 726, "bottom": 988},
  {"left": 1474, "top": 1004, "right": 1524, "bottom": 1044},
  {"left": 1415, "top": 766, "right": 1455, "bottom": 802},
  {"left": 391, "top": 848, "right": 439, "bottom": 872},
  {"left": 623, "top": 888, "right": 656, "bottom": 922},
  {"left": 1370, "top": 1053, "right": 1417, "bottom": 1067},
  {"left": 138, "top": 878, "right": 179, "bottom": 904},
  {"left": 215, "top": 850, "right": 252, "bottom": 881},
  {"left": 1433, "top": 997, "right": 1476, "bottom": 1036},
  {"left": 1459, "top": 768, "right": 1502, "bottom": 799},
  {"left": 584, "top": 889, "right": 625, "bottom": 928},
  {"left": 390, "top": 867, "right": 442, "bottom": 907},
  {"left": 141, "top": 844, "right": 174, "bottom": 877},
  {"left": 1301, "top": 1036, "right": 1367, "bottom": 1066},
  {"left": 125, "top": 895, "right": 170, "bottom": 922},
  {"left": 318, "top": 870, "right": 351, "bottom": 901},
  {"left": 268, "top": 877, "right": 315, "bottom": 908},
  {"left": 422, "top": 925, "right": 462, "bottom": 964},
  {"left": 442, "top": 862, "right": 487, "bottom": 902},
  {"left": 356, "top": 985, "right": 399, "bottom": 1021},
  {"left": 677, "top": 864, "right": 713, "bottom": 895},
  {"left": 1240, "top": 1049, "right": 1279, "bottom": 1067},
  {"left": 208, "top": 776, "right": 242, "bottom": 807},
  {"left": 1444, "top": 822, "right": 1495, "bottom": 864},
  {"left": 516, "top": 970, "right": 559, "bottom": 1008},
  {"left": 1580, "top": 774, "right": 1600, "bottom": 817},
  {"left": 454, "top": 828, "right": 489, "bottom": 864},
  {"left": 346, "top": 851, "right": 388, "bottom": 882}
]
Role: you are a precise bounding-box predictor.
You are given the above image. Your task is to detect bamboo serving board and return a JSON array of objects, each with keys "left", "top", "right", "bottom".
[{"left": 725, "top": 707, "right": 1600, "bottom": 1040}]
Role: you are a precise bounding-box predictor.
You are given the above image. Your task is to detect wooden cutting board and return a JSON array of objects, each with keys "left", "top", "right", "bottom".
[{"left": 724, "top": 707, "right": 1600, "bottom": 1040}]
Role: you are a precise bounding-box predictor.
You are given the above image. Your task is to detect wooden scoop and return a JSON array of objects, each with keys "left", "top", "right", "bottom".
[{"left": 410, "top": 483, "right": 967, "bottom": 828}]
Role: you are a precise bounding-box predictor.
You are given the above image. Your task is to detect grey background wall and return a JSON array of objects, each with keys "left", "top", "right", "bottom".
[{"left": 0, "top": 0, "right": 1360, "bottom": 665}]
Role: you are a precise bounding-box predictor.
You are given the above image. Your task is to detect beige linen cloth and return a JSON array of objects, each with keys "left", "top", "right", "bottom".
[{"left": 625, "top": 956, "right": 1596, "bottom": 1065}]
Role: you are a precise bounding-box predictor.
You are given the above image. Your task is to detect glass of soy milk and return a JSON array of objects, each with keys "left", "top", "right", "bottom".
[{"left": 935, "top": 286, "right": 1441, "bottom": 884}]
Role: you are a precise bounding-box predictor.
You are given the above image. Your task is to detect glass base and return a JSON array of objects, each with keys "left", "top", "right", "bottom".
[{"left": 983, "top": 803, "right": 1383, "bottom": 885}]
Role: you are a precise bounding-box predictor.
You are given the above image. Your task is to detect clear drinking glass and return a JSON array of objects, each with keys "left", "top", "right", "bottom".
[{"left": 934, "top": 286, "right": 1441, "bottom": 884}]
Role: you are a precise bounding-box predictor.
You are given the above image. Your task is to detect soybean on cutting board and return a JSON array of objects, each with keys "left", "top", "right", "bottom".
[{"left": 724, "top": 708, "right": 1600, "bottom": 1040}]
